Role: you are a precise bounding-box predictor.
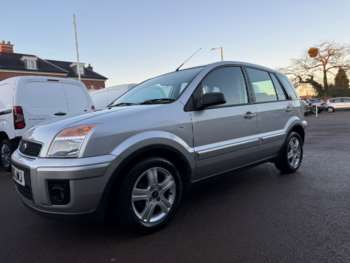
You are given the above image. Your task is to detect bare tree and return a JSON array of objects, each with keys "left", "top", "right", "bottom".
[{"left": 282, "top": 42, "right": 350, "bottom": 96}]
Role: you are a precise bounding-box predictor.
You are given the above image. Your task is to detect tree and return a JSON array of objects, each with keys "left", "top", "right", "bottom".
[
  {"left": 328, "top": 67, "right": 350, "bottom": 97},
  {"left": 282, "top": 42, "right": 350, "bottom": 97},
  {"left": 334, "top": 67, "right": 349, "bottom": 89}
]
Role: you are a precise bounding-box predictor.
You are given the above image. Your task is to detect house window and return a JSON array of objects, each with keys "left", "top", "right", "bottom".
[{"left": 21, "top": 56, "right": 38, "bottom": 70}]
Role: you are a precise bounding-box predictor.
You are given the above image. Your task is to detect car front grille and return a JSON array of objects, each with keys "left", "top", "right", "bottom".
[{"left": 19, "top": 140, "right": 42, "bottom": 157}]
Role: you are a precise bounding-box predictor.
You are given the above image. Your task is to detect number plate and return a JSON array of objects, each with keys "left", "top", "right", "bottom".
[{"left": 13, "top": 166, "right": 25, "bottom": 186}]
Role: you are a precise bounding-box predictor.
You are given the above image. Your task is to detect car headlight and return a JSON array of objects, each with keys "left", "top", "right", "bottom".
[{"left": 47, "top": 124, "right": 95, "bottom": 158}]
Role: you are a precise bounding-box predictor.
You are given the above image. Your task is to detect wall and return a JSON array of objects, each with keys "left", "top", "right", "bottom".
[{"left": 81, "top": 79, "right": 106, "bottom": 90}]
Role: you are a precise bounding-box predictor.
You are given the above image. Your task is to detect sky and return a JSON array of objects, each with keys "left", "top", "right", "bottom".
[{"left": 1, "top": 0, "right": 350, "bottom": 86}]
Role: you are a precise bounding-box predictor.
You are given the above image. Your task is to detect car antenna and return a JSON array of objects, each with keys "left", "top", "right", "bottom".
[{"left": 175, "top": 48, "right": 202, "bottom": 71}]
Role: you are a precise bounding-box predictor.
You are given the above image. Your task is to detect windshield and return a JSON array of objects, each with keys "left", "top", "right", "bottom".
[
  {"left": 109, "top": 67, "right": 203, "bottom": 106},
  {"left": 91, "top": 88, "right": 130, "bottom": 109}
]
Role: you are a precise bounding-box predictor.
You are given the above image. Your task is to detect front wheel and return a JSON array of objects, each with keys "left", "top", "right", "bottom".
[
  {"left": 275, "top": 132, "right": 303, "bottom": 174},
  {"left": 114, "top": 157, "right": 183, "bottom": 233},
  {"left": 328, "top": 107, "right": 335, "bottom": 113},
  {"left": 0, "top": 139, "right": 13, "bottom": 172}
]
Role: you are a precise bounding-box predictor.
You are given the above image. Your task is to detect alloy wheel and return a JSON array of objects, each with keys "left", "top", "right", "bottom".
[
  {"left": 131, "top": 167, "right": 176, "bottom": 227},
  {"left": 0, "top": 143, "right": 11, "bottom": 169},
  {"left": 287, "top": 136, "right": 302, "bottom": 169}
]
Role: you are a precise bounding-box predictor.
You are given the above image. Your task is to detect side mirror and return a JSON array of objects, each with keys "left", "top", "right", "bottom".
[{"left": 196, "top": 92, "right": 226, "bottom": 110}]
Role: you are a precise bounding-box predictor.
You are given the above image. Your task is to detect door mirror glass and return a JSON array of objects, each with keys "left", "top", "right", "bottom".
[{"left": 197, "top": 92, "right": 226, "bottom": 109}]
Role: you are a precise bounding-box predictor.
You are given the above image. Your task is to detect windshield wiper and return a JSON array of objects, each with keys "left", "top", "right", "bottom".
[
  {"left": 108, "top": 102, "right": 139, "bottom": 108},
  {"left": 140, "top": 98, "right": 176, "bottom": 105}
]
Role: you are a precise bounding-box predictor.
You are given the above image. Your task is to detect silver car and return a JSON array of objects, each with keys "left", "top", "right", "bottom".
[
  {"left": 12, "top": 61, "right": 307, "bottom": 232},
  {"left": 326, "top": 97, "right": 350, "bottom": 112}
]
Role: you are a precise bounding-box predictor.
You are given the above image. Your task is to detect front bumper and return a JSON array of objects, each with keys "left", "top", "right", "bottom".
[{"left": 11, "top": 150, "right": 115, "bottom": 215}]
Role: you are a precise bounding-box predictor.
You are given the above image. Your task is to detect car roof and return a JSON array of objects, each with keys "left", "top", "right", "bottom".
[{"left": 177, "top": 61, "right": 282, "bottom": 76}]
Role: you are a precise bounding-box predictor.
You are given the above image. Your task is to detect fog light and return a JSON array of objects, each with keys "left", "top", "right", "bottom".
[{"left": 48, "top": 180, "right": 70, "bottom": 205}]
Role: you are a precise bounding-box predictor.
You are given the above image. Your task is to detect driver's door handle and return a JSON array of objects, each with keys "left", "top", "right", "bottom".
[
  {"left": 285, "top": 105, "right": 293, "bottom": 112},
  {"left": 244, "top": 111, "right": 257, "bottom": 119},
  {"left": 54, "top": 112, "right": 67, "bottom": 116}
]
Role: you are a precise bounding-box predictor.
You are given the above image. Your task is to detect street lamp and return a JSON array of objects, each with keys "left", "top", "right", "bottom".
[{"left": 210, "top": 47, "right": 224, "bottom": 61}]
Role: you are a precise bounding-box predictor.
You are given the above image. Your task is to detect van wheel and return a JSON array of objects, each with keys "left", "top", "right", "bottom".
[
  {"left": 275, "top": 132, "right": 303, "bottom": 174},
  {"left": 115, "top": 157, "right": 183, "bottom": 233},
  {"left": 0, "top": 139, "right": 13, "bottom": 172}
]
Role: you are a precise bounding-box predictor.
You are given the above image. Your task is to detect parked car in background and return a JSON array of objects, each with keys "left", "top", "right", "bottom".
[
  {"left": 308, "top": 98, "right": 326, "bottom": 113},
  {"left": 90, "top": 84, "right": 136, "bottom": 110},
  {"left": 301, "top": 100, "right": 313, "bottom": 116},
  {"left": 0, "top": 76, "right": 94, "bottom": 170},
  {"left": 326, "top": 97, "right": 350, "bottom": 112},
  {"left": 12, "top": 61, "right": 307, "bottom": 233}
]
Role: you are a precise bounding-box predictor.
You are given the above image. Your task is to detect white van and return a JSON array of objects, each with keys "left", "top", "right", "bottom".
[
  {"left": 90, "top": 84, "right": 135, "bottom": 110},
  {"left": 0, "top": 76, "right": 94, "bottom": 170}
]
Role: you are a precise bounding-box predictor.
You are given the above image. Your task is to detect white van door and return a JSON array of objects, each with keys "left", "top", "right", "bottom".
[
  {"left": 63, "top": 84, "right": 91, "bottom": 116},
  {"left": 17, "top": 81, "right": 69, "bottom": 128}
]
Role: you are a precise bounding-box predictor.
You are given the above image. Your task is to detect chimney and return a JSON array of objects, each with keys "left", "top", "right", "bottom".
[{"left": 0, "top": 41, "right": 14, "bottom": 53}]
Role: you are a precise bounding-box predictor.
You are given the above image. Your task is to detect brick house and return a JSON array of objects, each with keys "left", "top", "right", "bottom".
[{"left": 0, "top": 41, "right": 107, "bottom": 89}]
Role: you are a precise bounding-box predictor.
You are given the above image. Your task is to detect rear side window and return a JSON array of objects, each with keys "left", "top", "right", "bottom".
[
  {"left": 277, "top": 74, "right": 299, "bottom": 100},
  {"left": 200, "top": 66, "right": 248, "bottom": 106},
  {"left": 270, "top": 73, "right": 287, "bottom": 100},
  {"left": 246, "top": 68, "right": 277, "bottom": 103}
]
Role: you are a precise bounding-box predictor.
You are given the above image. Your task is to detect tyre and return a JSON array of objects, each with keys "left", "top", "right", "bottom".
[
  {"left": 114, "top": 157, "right": 183, "bottom": 233},
  {"left": 328, "top": 107, "right": 335, "bottom": 112},
  {"left": 0, "top": 139, "right": 13, "bottom": 172},
  {"left": 275, "top": 132, "right": 303, "bottom": 174}
]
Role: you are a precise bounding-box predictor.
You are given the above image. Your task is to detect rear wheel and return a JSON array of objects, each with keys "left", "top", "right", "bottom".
[
  {"left": 114, "top": 157, "right": 183, "bottom": 233},
  {"left": 328, "top": 107, "right": 335, "bottom": 112},
  {"left": 0, "top": 139, "right": 13, "bottom": 172},
  {"left": 275, "top": 132, "right": 303, "bottom": 174}
]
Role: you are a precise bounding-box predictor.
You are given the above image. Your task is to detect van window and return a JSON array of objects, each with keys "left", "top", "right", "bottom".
[
  {"left": 199, "top": 66, "right": 248, "bottom": 106},
  {"left": 246, "top": 68, "right": 277, "bottom": 103},
  {"left": 270, "top": 73, "right": 287, "bottom": 100}
]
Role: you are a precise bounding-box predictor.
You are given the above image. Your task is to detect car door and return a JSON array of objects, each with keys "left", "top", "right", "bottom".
[
  {"left": 17, "top": 81, "right": 69, "bottom": 129},
  {"left": 343, "top": 98, "right": 350, "bottom": 109},
  {"left": 338, "top": 98, "right": 350, "bottom": 109},
  {"left": 190, "top": 66, "right": 259, "bottom": 180},
  {"left": 245, "top": 67, "right": 292, "bottom": 158},
  {"left": 63, "top": 83, "right": 92, "bottom": 116}
]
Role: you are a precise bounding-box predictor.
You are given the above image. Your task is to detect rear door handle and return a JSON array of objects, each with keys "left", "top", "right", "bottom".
[
  {"left": 54, "top": 112, "right": 67, "bottom": 116},
  {"left": 244, "top": 111, "right": 257, "bottom": 119},
  {"left": 285, "top": 105, "right": 293, "bottom": 112}
]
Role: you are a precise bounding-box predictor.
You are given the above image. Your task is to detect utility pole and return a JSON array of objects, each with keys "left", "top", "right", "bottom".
[
  {"left": 210, "top": 47, "right": 224, "bottom": 61},
  {"left": 73, "top": 14, "right": 81, "bottom": 80}
]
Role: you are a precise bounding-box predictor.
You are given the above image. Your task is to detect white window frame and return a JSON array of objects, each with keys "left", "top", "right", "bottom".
[{"left": 21, "top": 56, "right": 38, "bottom": 70}]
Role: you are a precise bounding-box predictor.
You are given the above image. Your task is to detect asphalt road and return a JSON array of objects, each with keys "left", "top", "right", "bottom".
[{"left": 1, "top": 111, "right": 350, "bottom": 263}]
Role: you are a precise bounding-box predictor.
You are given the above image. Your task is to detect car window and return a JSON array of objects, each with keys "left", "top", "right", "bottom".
[
  {"left": 277, "top": 73, "right": 299, "bottom": 100},
  {"left": 111, "top": 67, "right": 203, "bottom": 106},
  {"left": 270, "top": 73, "right": 287, "bottom": 100},
  {"left": 246, "top": 68, "right": 277, "bottom": 103},
  {"left": 199, "top": 67, "right": 248, "bottom": 106}
]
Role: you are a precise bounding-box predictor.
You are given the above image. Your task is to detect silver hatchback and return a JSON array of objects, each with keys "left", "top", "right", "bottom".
[{"left": 12, "top": 61, "right": 307, "bottom": 232}]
